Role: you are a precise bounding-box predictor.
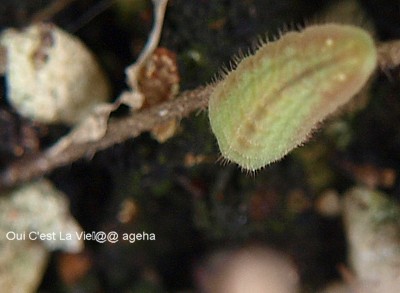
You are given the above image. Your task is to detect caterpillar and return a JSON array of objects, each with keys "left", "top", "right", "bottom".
[{"left": 208, "top": 24, "right": 377, "bottom": 171}]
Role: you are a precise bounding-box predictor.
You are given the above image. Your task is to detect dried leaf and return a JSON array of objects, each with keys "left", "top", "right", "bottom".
[
  {"left": 135, "top": 47, "right": 181, "bottom": 143},
  {"left": 53, "top": 0, "right": 170, "bottom": 146},
  {"left": 139, "top": 47, "right": 180, "bottom": 107}
]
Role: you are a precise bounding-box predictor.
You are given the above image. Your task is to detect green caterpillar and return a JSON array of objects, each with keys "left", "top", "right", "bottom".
[{"left": 208, "top": 24, "right": 377, "bottom": 171}]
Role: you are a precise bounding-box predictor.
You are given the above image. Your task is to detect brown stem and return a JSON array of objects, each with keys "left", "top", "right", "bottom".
[{"left": 0, "top": 85, "right": 213, "bottom": 190}]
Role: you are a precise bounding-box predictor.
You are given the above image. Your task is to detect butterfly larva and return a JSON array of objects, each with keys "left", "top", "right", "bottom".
[{"left": 208, "top": 24, "right": 377, "bottom": 171}]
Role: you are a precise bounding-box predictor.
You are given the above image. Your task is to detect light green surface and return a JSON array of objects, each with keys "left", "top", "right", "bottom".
[{"left": 209, "top": 24, "right": 377, "bottom": 170}]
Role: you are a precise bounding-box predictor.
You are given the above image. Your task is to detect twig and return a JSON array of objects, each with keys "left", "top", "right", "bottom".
[{"left": 0, "top": 85, "right": 213, "bottom": 190}]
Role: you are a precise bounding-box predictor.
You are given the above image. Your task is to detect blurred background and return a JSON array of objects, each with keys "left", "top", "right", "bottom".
[{"left": 1, "top": 0, "right": 400, "bottom": 292}]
